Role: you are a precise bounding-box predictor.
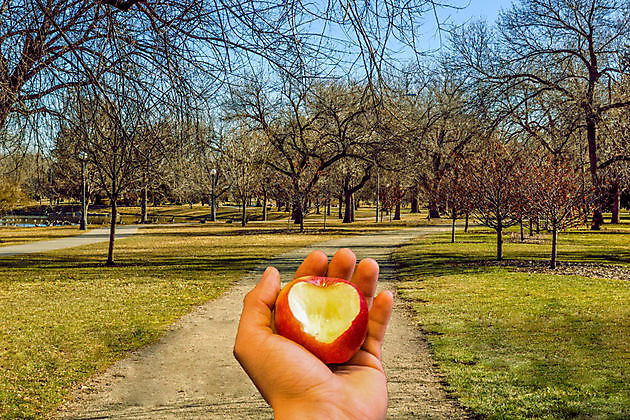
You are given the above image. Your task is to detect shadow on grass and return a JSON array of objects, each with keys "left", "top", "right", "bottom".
[{"left": 395, "top": 252, "right": 501, "bottom": 278}]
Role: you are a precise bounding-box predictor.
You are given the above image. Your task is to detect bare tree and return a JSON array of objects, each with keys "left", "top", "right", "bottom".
[
  {"left": 532, "top": 155, "right": 585, "bottom": 268},
  {"left": 469, "top": 140, "right": 524, "bottom": 261},
  {"left": 221, "top": 126, "right": 266, "bottom": 227},
  {"left": 65, "top": 71, "right": 155, "bottom": 265},
  {"left": 452, "top": 0, "right": 630, "bottom": 221}
]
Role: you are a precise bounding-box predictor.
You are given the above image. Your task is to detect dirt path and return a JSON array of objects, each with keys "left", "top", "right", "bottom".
[{"left": 58, "top": 226, "right": 469, "bottom": 419}]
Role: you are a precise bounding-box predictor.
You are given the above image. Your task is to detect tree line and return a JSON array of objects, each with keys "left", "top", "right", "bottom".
[{"left": 1, "top": 0, "right": 629, "bottom": 267}]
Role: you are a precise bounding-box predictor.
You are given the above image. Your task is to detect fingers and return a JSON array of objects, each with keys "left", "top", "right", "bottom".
[
  {"left": 361, "top": 290, "right": 394, "bottom": 360},
  {"left": 327, "top": 248, "right": 356, "bottom": 280},
  {"left": 293, "top": 250, "right": 328, "bottom": 279},
  {"left": 350, "top": 258, "right": 379, "bottom": 307}
]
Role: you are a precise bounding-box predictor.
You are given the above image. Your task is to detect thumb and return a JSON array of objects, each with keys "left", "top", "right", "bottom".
[{"left": 237, "top": 266, "right": 281, "bottom": 335}]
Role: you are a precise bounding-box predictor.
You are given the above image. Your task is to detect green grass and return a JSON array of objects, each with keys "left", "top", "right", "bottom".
[
  {"left": 0, "top": 224, "right": 337, "bottom": 419},
  {"left": 442, "top": 223, "right": 630, "bottom": 269},
  {"left": 393, "top": 224, "right": 630, "bottom": 419}
]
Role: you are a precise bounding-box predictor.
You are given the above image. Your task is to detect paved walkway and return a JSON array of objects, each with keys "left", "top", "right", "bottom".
[
  {"left": 58, "top": 226, "right": 469, "bottom": 419},
  {"left": 0, "top": 225, "right": 138, "bottom": 257}
]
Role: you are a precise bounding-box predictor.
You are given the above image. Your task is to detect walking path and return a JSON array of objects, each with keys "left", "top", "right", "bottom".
[
  {"left": 0, "top": 225, "right": 139, "bottom": 257},
  {"left": 58, "top": 226, "right": 469, "bottom": 419}
]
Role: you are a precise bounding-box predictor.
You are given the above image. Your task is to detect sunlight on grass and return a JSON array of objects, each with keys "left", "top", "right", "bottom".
[{"left": 393, "top": 226, "right": 630, "bottom": 419}]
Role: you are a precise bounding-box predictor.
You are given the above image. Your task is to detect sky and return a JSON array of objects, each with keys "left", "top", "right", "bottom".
[{"left": 423, "top": 0, "right": 513, "bottom": 50}]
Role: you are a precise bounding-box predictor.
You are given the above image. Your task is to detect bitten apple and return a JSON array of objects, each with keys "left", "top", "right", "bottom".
[{"left": 274, "top": 275, "right": 369, "bottom": 364}]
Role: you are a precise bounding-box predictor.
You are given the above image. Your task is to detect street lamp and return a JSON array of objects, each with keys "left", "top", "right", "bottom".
[
  {"left": 386, "top": 183, "right": 391, "bottom": 223},
  {"left": 79, "top": 151, "right": 87, "bottom": 230},
  {"left": 375, "top": 168, "right": 380, "bottom": 223},
  {"left": 210, "top": 168, "right": 217, "bottom": 222}
]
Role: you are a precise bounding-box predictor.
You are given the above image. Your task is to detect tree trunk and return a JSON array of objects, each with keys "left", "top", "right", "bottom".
[
  {"left": 529, "top": 218, "right": 533, "bottom": 236},
  {"left": 297, "top": 199, "right": 305, "bottom": 232},
  {"left": 520, "top": 217, "right": 524, "bottom": 242},
  {"left": 241, "top": 198, "right": 247, "bottom": 227},
  {"left": 343, "top": 189, "right": 352, "bottom": 223},
  {"left": 410, "top": 194, "right": 419, "bottom": 213},
  {"left": 141, "top": 181, "right": 148, "bottom": 224},
  {"left": 611, "top": 180, "right": 620, "bottom": 224},
  {"left": 464, "top": 212, "right": 469, "bottom": 233},
  {"left": 550, "top": 225, "right": 558, "bottom": 269},
  {"left": 106, "top": 199, "right": 117, "bottom": 266},
  {"left": 327, "top": 199, "right": 331, "bottom": 216},
  {"left": 351, "top": 194, "right": 355, "bottom": 222},
  {"left": 586, "top": 117, "right": 602, "bottom": 225},
  {"left": 394, "top": 202, "right": 401, "bottom": 220},
  {"left": 277, "top": 200, "right": 282, "bottom": 212},
  {"left": 428, "top": 201, "right": 440, "bottom": 219},
  {"left": 315, "top": 198, "right": 320, "bottom": 214},
  {"left": 338, "top": 193, "right": 343, "bottom": 219},
  {"left": 292, "top": 194, "right": 304, "bottom": 229},
  {"left": 496, "top": 226, "right": 503, "bottom": 261},
  {"left": 262, "top": 190, "right": 268, "bottom": 222},
  {"left": 451, "top": 209, "right": 456, "bottom": 243}
]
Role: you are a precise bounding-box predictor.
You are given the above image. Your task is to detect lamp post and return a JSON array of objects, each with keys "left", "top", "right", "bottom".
[
  {"left": 210, "top": 168, "right": 217, "bottom": 222},
  {"left": 79, "top": 151, "right": 87, "bottom": 230},
  {"left": 375, "top": 168, "right": 380, "bottom": 223},
  {"left": 383, "top": 183, "right": 390, "bottom": 223}
]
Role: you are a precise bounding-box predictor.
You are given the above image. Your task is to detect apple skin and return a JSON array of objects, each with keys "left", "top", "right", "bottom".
[{"left": 274, "top": 275, "right": 369, "bottom": 364}]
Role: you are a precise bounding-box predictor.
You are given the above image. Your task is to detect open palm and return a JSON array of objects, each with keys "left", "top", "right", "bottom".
[{"left": 234, "top": 248, "right": 393, "bottom": 419}]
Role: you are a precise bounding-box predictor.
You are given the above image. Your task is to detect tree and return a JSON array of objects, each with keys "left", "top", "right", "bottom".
[
  {"left": 65, "top": 72, "right": 152, "bottom": 265},
  {"left": 382, "top": 67, "right": 482, "bottom": 219},
  {"left": 231, "top": 78, "right": 378, "bottom": 232},
  {"left": 134, "top": 118, "right": 177, "bottom": 223},
  {"left": 532, "top": 155, "right": 585, "bottom": 268},
  {"left": 469, "top": 140, "right": 523, "bottom": 261},
  {"left": 439, "top": 157, "right": 471, "bottom": 243},
  {"left": 452, "top": 0, "right": 630, "bottom": 222},
  {"left": 310, "top": 82, "right": 380, "bottom": 224},
  {"left": 221, "top": 126, "right": 266, "bottom": 227},
  {"left": 0, "top": 179, "right": 23, "bottom": 215}
]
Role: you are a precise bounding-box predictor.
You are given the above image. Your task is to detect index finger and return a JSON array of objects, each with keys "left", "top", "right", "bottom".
[
  {"left": 351, "top": 258, "right": 379, "bottom": 307},
  {"left": 293, "top": 250, "right": 329, "bottom": 280}
]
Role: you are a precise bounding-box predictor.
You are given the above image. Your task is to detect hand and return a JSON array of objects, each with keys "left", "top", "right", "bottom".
[{"left": 234, "top": 248, "right": 393, "bottom": 420}]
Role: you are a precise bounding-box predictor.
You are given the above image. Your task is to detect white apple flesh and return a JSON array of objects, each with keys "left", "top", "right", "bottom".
[{"left": 274, "top": 276, "right": 369, "bottom": 364}]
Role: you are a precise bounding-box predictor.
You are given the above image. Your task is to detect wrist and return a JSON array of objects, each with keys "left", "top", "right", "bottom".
[{"left": 273, "top": 399, "right": 346, "bottom": 420}]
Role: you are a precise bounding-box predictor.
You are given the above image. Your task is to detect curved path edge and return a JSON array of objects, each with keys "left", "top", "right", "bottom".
[{"left": 0, "top": 225, "right": 139, "bottom": 257}]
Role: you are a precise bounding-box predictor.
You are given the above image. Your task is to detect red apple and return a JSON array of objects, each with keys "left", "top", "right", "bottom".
[{"left": 274, "top": 275, "right": 369, "bottom": 364}]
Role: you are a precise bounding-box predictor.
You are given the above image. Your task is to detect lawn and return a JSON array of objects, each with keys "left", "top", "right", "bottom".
[
  {"left": 392, "top": 222, "right": 630, "bottom": 419},
  {"left": 0, "top": 224, "right": 338, "bottom": 419}
]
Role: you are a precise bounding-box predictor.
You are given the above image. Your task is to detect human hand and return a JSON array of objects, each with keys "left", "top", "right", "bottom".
[{"left": 234, "top": 248, "right": 393, "bottom": 420}]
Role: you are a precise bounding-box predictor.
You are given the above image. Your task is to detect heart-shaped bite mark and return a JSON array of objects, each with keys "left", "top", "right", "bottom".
[{"left": 287, "top": 281, "right": 361, "bottom": 344}]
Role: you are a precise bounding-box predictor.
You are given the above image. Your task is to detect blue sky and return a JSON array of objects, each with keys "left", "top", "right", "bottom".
[{"left": 423, "top": 0, "right": 513, "bottom": 50}]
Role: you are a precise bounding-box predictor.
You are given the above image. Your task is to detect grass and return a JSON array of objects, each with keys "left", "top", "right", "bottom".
[
  {"left": 443, "top": 223, "right": 630, "bottom": 269},
  {"left": 0, "top": 226, "right": 83, "bottom": 247},
  {"left": 0, "top": 224, "right": 338, "bottom": 419},
  {"left": 392, "top": 219, "right": 630, "bottom": 419}
]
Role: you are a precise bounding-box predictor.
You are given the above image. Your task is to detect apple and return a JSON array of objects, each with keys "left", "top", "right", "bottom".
[{"left": 274, "top": 275, "right": 369, "bottom": 364}]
